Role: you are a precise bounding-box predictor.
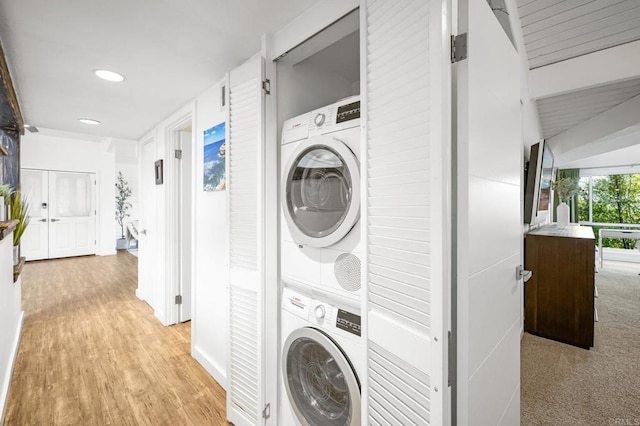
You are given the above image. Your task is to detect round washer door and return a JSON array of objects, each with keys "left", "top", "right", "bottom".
[
  {"left": 283, "top": 327, "right": 360, "bottom": 426},
  {"left": 282, "top": 136, "right": 360, "bottom": 248}
]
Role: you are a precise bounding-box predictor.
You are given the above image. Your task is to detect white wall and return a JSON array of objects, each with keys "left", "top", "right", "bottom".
[
  {"left": 0, "top": 236, "right": 23, "bottom": 422},
  {"left": 21, "top": 131, "right": 118, "bottom": 256},
  {"left": 192, "top": 82, "right": 229, "bottom": 387},
  {"left": 505, "top": 0, "right": 543, "bottom": 155},
  {"left": 138, "top": 82, "right": 229, "bottom": 386}
]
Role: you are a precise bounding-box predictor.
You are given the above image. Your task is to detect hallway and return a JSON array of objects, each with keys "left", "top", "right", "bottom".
[{"left": 4, "top": 252, "right": 227, "bottom": 425}]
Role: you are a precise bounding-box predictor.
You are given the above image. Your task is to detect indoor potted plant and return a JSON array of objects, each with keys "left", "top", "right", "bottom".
[
  {"left": 115, "top": 171, "right": 132, "bottom": 250},
  {"left": 552, "top": 177, "right": 579, "bottom": 226},
  {"left": 11, "top": 191, "right": 30, "bottom": 265},
  {"left": 0, "top": 184, "right": 13, "bottom": 221}
]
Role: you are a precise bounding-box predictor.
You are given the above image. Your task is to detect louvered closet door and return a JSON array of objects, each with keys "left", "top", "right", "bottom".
[
  {"left": 226, "top": 55, "right": 267, "bottom": 426},
  {"left": 363, "top": 0, "right": 450, "bottom": 425}
]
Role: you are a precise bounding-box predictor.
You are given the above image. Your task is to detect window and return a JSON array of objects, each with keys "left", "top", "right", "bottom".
[{"left": 579, "top": 173, "right": 640, "bottom": 249}]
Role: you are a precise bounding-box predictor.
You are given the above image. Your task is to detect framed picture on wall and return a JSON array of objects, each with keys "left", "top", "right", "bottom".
[
  {"left": 203, "top": 122, "right": 226, "bottom": 191},
  {"left": 1, "top": 130, "right": 19, "bottom": 190}
]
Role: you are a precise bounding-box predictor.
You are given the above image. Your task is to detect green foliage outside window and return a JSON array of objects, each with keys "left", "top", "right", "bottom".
[{"left": 578, "top": 173, "right": 640, "bottom": 249}]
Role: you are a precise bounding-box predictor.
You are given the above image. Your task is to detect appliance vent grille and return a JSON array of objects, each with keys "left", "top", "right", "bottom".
[
  {"left": 369, "top": 342, "right": 431, "bottom": 425},
  {"left": 229, "top": 285, "right": 259, "bottom": 423},
  {"left": 334, "top": 253, "right": 361, "bottom": 291},
  {"left": 229, "top": 77, "right": 259, "bottom": 271}
]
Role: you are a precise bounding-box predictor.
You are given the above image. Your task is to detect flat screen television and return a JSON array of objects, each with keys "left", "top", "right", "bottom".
[{"left": 524, "top": 140, "right": 554, "bottom": 225}]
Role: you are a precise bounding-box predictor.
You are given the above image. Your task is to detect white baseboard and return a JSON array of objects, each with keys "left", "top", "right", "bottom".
[
  {"left": 154, "top": 309, "right": 167, "bottom": 326},
  {"left": 97, "top": 249, "right": 117, "bottom": 256},
  {"left": 193, "top": 346, "right": 227, "bottom": 390},
  {"left": 135, "top": 288, "right": 144, "bottom": 301},
  {"left": 0, "top": 311, "right": 24, "bottom": 425}
]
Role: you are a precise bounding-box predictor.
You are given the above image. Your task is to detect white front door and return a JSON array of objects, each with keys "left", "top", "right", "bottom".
[
  {"left": 456, "top": 1, "right": 522, "bottom": 424},
  {"left": 21, "top": 169, "right": 49, "bottom": 260},
  {"left": 20, "top": 169, "right": 96, "bottom": 260},
  {"left": 48, "top": 171, "right": 97, "bottom": 259}
]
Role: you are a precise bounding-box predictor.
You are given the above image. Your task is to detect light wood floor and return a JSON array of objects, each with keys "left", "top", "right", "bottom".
[{"left": 4, "top": 252, "right": 228, "bottom": 425}]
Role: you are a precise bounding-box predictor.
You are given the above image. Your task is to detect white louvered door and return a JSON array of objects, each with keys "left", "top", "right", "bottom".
[
  {"left": 227, "top": 55, "right": 267, "bottom": 426},
  {"left": 363, "top": 0, "right": 451, "bottom": 425}
]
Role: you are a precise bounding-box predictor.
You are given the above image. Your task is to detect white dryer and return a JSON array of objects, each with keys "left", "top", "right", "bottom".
[
  {"left": 280, "top": 285, "right": 363, "bottom": 426},
  {"left": 280, "top": 96, "right": 362, "bottom": 301}
]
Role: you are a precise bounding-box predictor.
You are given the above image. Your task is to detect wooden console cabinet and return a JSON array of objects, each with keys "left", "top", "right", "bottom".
[{"left": 524, "top": 224, "right": 595, "bottom": 349}]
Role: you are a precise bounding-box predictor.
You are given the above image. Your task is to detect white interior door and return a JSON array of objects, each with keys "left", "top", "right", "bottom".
[
  {"left": 456, "top": 1, "right": 522, "bottom": 424},
  {"left": 48, "top": 171, "right": 96, "bottom": 259},
  {"left": 179, "top": 130, "right": 192, "bottom": 322},
  {"left": 226, "top": 55, "right": 267, "bottom": 426},
  {"left": 138, "top": 138, "right": 157, "bottom": 305},
  {"left": 362, "top": 0, "right": 451, "bottom": 424},
  {"left": 21, "top": 169, "right": 49, "bottom": 260}
]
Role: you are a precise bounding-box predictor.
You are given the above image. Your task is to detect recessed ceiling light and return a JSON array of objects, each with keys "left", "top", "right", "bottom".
[
  {"left": 94, "top": 69, "right": 125, "bottom": 82},
  {"left": 78, "top": 118, "right": 101, "bottom": 125}
]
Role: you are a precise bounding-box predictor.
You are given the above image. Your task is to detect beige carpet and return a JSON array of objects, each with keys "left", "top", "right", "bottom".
[{"left": 521, "top": 261, "right": 640, "bottom": 425}]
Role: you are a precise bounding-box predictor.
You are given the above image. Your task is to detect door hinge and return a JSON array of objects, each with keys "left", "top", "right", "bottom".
[
  {"left": 448, "top": 330, "right": 456, "bottom": 387},
  {"left": 175, "top": 295, "right": 182, "bottom": 305},
  {"left": 262, "top": 79, "right": 271, "bottom": 95},
  {"left": 451, "top": 33, "right": 468, "bottom": 63},
  {"left": 174, "top": 149, "right": 183, "bottom": 159},
  {"left": 262, "top": 403, "right": 270, "bottom": 419}
]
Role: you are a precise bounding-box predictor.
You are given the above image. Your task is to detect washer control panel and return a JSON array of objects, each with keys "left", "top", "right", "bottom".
[
  {"left": 308, "top": 298, "right": 361, "bottom": 338},
  {"left": 283, "top": 287, "right": 362, "bottom": 339},
  {"left": 336, "top": 308, "right": 361, "bottom": 337}
]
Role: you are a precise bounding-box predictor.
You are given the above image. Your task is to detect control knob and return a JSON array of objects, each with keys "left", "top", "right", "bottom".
[
  {"left": 314, "top": 113, "right": 326, "bottom": 127},
  {"left": 314, "top": 305, "right": 326, "bottom": 321}
]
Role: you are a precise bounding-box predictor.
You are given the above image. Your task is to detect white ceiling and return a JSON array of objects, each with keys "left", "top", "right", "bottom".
[
  {"left": 517, "top": 0, "right": 640, "bottom": 69},
  {"left": 514, "top": 0, "right": 640, "bottom": 170},
  {"left": 0, "top": 0, "right": 317, "bottom": 140},
  {"left": 537, "top": 77, "right": 640, "bottom": 139}
]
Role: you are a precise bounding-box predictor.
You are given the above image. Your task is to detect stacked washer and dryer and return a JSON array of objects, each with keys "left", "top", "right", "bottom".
[{"left": 279, "top": 96, "right": 364, "bottom": 426}]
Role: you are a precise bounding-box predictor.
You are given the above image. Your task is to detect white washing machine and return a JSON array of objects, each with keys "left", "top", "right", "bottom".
[
  {"left": 279, "top": 285, "right": 363, "bottom": 426},
  {"left": 280, "top": 96, "right": 362, "bottom": 302}
]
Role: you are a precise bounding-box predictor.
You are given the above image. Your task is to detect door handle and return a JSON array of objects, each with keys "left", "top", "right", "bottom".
[
  {"left": 50, "top": 218, "right": 60, "bottom": 222},
  {"left": 39, "top": 218, "right": 47, "bottom": 222},
  {"left": 516, "top": 265, "right": 532, "bottom": 282}
]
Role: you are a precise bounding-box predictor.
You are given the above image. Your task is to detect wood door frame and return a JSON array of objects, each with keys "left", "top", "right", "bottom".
[{"left": 164, "top": 106, "right": 195, "bottom": 326}]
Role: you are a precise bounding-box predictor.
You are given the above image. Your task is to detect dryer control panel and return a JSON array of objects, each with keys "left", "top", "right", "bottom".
[{"left": 308, "top": 96, "right": 361, "bottom": 137}]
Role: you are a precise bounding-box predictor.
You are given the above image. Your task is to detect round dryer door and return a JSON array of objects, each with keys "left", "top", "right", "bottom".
[
  {"left": 283, "top": 327, "right": 360, "bottom": 426},
  {"left": 282, "top": 137, "right": 360, "bottom": 248}
]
